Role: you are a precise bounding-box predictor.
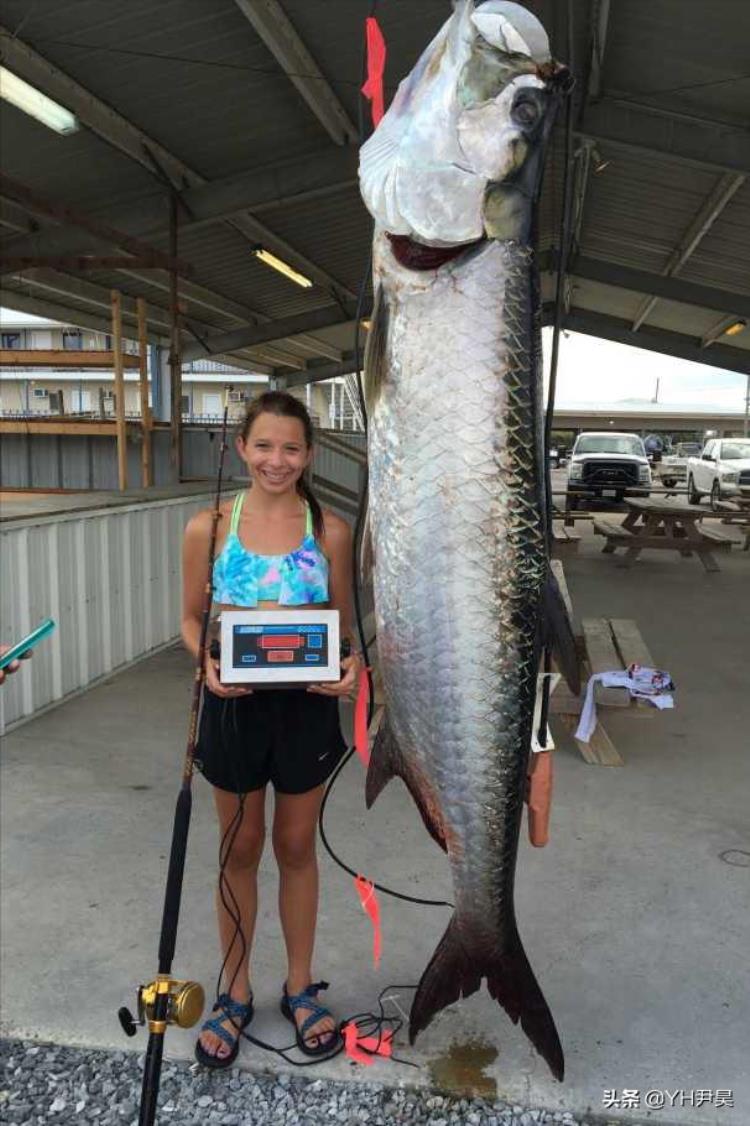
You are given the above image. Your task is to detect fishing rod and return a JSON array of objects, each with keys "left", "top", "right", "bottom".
[{"left": 117, "top": 387, "right": 234, "bottom": 1126}]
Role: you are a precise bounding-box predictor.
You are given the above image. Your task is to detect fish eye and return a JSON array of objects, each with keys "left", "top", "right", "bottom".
[{"left": 512, "top": 98, "right": 540, "bottom": 127}]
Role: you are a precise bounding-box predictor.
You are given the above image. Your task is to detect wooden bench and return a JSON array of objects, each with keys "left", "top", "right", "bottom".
[
  {"left": 593, "top": 518, "right": 634, "bottom": 554},
  {"left": 697, "top": 525, "right": 735, "bottom": 548},
  {"left": 714, "top": 501, "right": 750, "bottom": 550},
  {"left": 552, "top": 521, "right": 580, "bottom": 554},
  {"left": 549, "top": 573, "right": 660, "bottom": 766}
]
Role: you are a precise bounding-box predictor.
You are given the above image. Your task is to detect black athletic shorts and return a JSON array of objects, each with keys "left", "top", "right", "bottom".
[{"left": 195, "top": 686, "right": 348, "bottom": 795}]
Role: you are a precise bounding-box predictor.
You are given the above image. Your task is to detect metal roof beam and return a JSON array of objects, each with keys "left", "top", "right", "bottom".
[
  {"left": 0, "top": 147, "right": 357, "bottom": 256},
  {"left": 232, "top": 0, "right": 357, "bottom": 145},
  {"left": 182, "top": 302, "right": 361, "bottom": 362},
  {"left": 630, "top": 172, "right": 745, "bottom": 331},
  {"left": 586, "top": 0, "right": 611, "bottom": 102},
  {"left": 700, "top": 315, "right": 748, "bottom": 349},
  {"left": 0, "top": 286, "right": 168, "bottom": 344},
  {"left": 0, "top": 25, "right": 355, "bottom": 310},
  {"left": 570, "top": 0, "right": 612, "bottom": 253},
  {"left": 284, "top": 352, "right": 360, "bottom": 388},
  {"left": 563, "top": 308, "right": 750, "bottom": 376},
  {"left": 561, "top": 254, "right": 750, "bottom": 320},
  {"left": 580, "top": 97, "right": 750, "bottom": 174}
]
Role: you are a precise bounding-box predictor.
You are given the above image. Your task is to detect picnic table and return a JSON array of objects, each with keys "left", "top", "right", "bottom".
[{"left": 593, "top": 497, "right": 734, "bottom": 572}]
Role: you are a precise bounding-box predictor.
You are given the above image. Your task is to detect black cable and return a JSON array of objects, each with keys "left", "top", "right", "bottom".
[{"left": 537, "top": 4, "right": 576, "bottom": 748}]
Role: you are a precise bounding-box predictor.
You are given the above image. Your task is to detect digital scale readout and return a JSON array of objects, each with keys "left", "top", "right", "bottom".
[{"left": 219, "top": 610, "right": 340, "bottom": 686}]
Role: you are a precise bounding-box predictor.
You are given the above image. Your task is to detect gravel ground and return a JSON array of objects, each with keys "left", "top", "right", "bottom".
[{"left": 0, "top": 1038, "right": 619, "bottom": 1126}]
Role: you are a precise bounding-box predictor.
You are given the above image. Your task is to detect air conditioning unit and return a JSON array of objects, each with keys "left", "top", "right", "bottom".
[
  {"left": 228, "top": 391, "right": 245, "bottom": 403},
  {"left": 33, "top": 388, "right": 49, "bottom": 398}
]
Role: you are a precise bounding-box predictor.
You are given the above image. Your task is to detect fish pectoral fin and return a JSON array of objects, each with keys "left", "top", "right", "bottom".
[
  {"left": 410, "top": 917, "right": 564, "bottom": 1083},
  {"left": 358, "top": 494, "right": 374, "bottom": 585},
  {"left": 542, "top": 570, "right": 581, "bottom": 695},
  {"left": 363, "top": 283, "right": 389, "bottom": 415},
  {"left": 365, "top": 719, "right": 448, "bottom": 852}
]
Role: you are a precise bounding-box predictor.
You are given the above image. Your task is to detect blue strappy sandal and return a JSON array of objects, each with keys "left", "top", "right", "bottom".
[
  {"left": 194, "top": 992, "right": 254, "bottom": 1070},
  {"left": 280, "top": 980, "right": 341, "bottom": 1057}
]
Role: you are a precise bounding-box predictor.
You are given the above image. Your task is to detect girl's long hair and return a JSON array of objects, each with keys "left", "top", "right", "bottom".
[{"left": 238, "top": 391, "right": 324, "bottom": 541}]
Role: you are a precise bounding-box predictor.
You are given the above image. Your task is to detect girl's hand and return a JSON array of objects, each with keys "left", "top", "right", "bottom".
[
  {"left": 307, "top": 653, "right": 362, "bottom": 699},
  {"left": 203, "top": 654, "right": 253, "bottom": 698}
]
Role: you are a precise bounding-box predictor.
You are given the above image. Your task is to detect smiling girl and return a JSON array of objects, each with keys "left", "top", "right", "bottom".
[{"left": 181, "top": 391, "right": 360, "bottom": 1068}]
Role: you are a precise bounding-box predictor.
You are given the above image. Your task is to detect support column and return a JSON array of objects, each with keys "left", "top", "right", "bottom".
[
  {"left": 111, "top": 289, "right": 128, "bottom": 491},
  {"left": 150, "top": 345, "right": 169, "bottom": 422},
  {"left": 137, "top": 297, "right": 154, "bottom": 487},
  {"left": 168, "top": 192, "right": 182, "bottom": 481}
]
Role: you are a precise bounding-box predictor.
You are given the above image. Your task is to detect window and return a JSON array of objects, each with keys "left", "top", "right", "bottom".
[
  {"left": 180, "top": 394, "right": 191, "bottom": 416},
  {"left": 1, "top": 332, "right": 22, "bottom": 349},
  {"left": 63, "top": 330, "right": 83, "bottom": 350}
]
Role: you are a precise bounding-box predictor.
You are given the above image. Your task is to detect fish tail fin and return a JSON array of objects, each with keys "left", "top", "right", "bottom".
[
  {"left": 365, "top": 719, "right": 447, "bottom": 852},
  {"left": 410, "top": 915, "right": 564, "bottom": 1082}
]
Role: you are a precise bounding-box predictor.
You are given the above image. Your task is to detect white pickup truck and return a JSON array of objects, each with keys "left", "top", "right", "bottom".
[
  {"left": 566, "top": 431, "right": 651, "bottom": 510},
  {"left": 687, "top": 437, "right": 750, "bottom": 509}
]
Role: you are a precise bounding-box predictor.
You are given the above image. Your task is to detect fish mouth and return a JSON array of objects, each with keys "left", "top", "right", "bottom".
[{"left": 386, "top": 232, "right": 486, "bottom": 271}]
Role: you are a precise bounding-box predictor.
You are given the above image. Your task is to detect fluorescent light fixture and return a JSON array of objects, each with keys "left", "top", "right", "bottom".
[
  {"left": 724, "top": 319, "right": 747, "bottom": 337},
  {"left": 253, "top": 247, "right": 312, "bottom": 289},
  {"left": 360, "top": 319, "right": 372, "bottom": 331},
  {"left": 0, "top": 66, "right": 78, "bottom": 135},
  {"left": 701, "top": 315, "right": 748, "bottom": 348}
]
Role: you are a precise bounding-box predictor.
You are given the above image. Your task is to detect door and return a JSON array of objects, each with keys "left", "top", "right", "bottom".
[
  {"left": 71, "top": 389, "right": 92, "bottom": 413},
  {"left": 202, "top": 392, "right": 222, "bottom": 417}
]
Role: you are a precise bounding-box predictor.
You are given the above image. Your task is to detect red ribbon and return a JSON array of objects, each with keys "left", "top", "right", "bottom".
[
  {"left": 354, "top": 666, "right": 371, "bottom": 767},
  {"left": 341, "top": 1021, "right": 393, "bottom": 1065},
  {"left": 354, "top": 874, "right": 382, "bottom": 969},
  {"left": 361, "top": 16, "right": 387, "bottom": 127}
]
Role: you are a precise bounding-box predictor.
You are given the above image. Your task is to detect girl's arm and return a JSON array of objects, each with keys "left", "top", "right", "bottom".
[
  {"left": 181, "top": 509, "right": 213, "bottom": 660},
  {"left": 181, "top": 509, "right": 250, "bottom": 697}
]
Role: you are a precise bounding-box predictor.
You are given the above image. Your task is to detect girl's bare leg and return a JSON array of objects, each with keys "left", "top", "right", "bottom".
[
  {"left": 273, "top": 785, "right": 336, "bottom": 1050},
  {"left": 198, "top": 786, "right": 266, "bottom": 1060}
]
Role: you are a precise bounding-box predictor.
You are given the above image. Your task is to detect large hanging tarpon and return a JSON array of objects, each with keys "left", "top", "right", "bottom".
[{"left": 359, "top": 1, "right": 577, "bottom": 1081}]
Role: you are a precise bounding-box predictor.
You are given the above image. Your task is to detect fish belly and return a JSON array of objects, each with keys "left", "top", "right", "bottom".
[{"left": 368, "top": 235, "right": 545, "bottom": 951}]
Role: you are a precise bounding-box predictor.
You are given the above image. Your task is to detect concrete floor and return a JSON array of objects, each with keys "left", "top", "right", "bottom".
[{"left": 2, "top": 520, "right": 748, "bottom": 1125}]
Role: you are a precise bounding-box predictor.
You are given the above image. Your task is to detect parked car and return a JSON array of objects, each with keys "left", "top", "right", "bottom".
[
  {"left": 656, "top": 441, "right": 703, "bottom": 488},
  {"left": 687, "top": 438, "right": 750, "bottom": 509},
  {"left": 566, "top": 432, "right": 651, "bottom": 510}
]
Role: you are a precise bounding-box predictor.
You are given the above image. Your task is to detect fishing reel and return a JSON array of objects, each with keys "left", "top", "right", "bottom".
[{"left": 118, "top": 975, "right": 205, "bottom": 1037}]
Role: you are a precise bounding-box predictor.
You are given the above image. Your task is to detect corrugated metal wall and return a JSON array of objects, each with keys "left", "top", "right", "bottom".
[
  {"left": 0, "top": 426, "right": 365, "bottom": 491},
  {"left": 0, "top": 493, "right": 212, "bottom": 732}
]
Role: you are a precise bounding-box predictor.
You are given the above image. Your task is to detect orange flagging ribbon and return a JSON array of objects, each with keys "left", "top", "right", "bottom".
[
  {"left": 361, "top": 16, "right": 387, "bottom": 127},
  {"left": 354, "top": 666, "right": 371, "bottom": 767},
  {"left": 341, "top": 1021, "right": 393, "bottom": 1065},
  {"left": 354, "top": 874, "right": 382, "bottom": 969},
  {"left": 526, "top": 749, "right": 554, "bottom": 848}
]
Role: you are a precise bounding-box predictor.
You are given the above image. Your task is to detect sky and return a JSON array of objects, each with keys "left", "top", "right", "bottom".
[{"left": 543, "top": 328, "right": 748, "bottom": 411}]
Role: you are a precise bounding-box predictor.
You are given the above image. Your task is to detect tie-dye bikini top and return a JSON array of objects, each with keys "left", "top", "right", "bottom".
[{"left": 212, "top": 491, "right": 329, "bottom": 607}]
